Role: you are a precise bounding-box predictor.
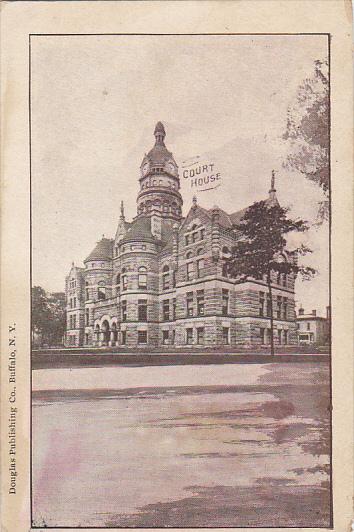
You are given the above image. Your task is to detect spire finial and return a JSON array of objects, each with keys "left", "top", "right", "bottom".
[
  {"left": 192, "top": 195, "right": 197, "bottom": 208},
  {"left": 270, "top": 169, "right": 276, "bottom": 192},
  {"left": 154, "top": 121, "right": 166, "bottom": 145},
  {"left": 120, "top": 200, "right": 125, "bottom": 219}
]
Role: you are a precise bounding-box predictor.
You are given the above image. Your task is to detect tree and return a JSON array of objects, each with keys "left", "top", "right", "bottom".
[
  {"left": 225, "top": 200, "right": 316, "bottom": 355},
  {"left": 32, "top": 287, "right": 66, "bottom": 347},
  {"left": 283, "top": 60, "right": 329, "bottom": 222}
]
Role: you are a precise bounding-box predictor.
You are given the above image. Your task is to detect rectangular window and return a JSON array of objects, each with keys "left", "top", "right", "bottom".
[
  {"left": 138, "top": 272, "right": 147, "bottom": 289},
  {"left": 186, "top": 292, "right": 193, "bottom": 317},
  {"left": 122, "top": 300, "right": 127, "bottom": 322},
  {"left": 138, "top": 299, "right": 148, "bottom": 322},
  {"left": 186, "top": 262, "right": 194, "bottom": 281},
  {"left": 307, "top": 322, "right": 310, "bottom": 331},
  {"left": 163, "top": 272, "right": 169, "bottom": 290},
  {"left": 192, "top": 232, "right": 198, "bottom": 243},
  {"left": 122, "top": 275, "right": 127, "bottom": 290},
  {"left": 277, "top": 296, "right": 282, "bottom": 319},
  {"left": 162, "top": 330, "right": 169, "bottom": 345},
  {"left": 222, "top": 289, "right": 229, "bottom": 316},
  {"left": 85, "top": 333, "right": 89, "bottom": 345},
  {"left": 172, "top": 298, "right": 176, "bottom": 320},
  {"left": 266, "top": 294, "right": 271, "bottom": 317},
  {"left": 73, "top": 315, "right": 76, "bottom": 329},
  {"left": 163, "top": 299, "right": 170, "bottom": 321},
  {"left": 86, "top": 288, "right": 90, "bottom": 300},
  {"left": 197, "top": 290, "right": 205, "bottom": 316},
  {"left": 98, "top": 286, "right": 106, "bottom": 300},
  {"left": 196, "top": 258, "right": 204, "bottom": 278},
  {"left": 283, "top": 297, "right": 288, "bottom": 319},
  {"left": 197, "top": 327, "right": 205, "bottom": 345},
  {"left": 185, "top": 235, "right": 190, "bottom": 246},
  {"left": 200, "top": 228, "right": 205, "bottom": 240},
  {"left": 260, "top": 327, "right": 265, "bottom": 344},
  {"left": 259, "top": 291, "right": 264, "bottom": 317},
  {"left": 278, "top": 329, "right": 282, "bottom": 345},
  {"left": 138, "top": 331, "right": 147, "bottom": 344},
  {"left": 172, "top": 271, "right": 176, "bottom": 288},
  {"left": 282, "top": 274, "right": 287, "bottom": 287},
  {"left": 73, "top": 297, "right": 77, "bottom": 308},
  {"left": 186, "top": 328, "right": 193, "bottom": 344},
  {"left": 121, "top": 330, "right": 126, "bottom": 345},
  {"left": 85, "top": 309, "right": 89, "bottom": 326},
  {"left": 222, "top": 327, "right": 229, "bottom": 345},
  {"left": 284, "top": 330, "right": 288, "bottom": 344}
]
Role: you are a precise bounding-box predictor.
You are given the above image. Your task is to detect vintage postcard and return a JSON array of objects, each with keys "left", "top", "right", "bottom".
[{"left": 1, "top": 2, "right": 353, "bottom": 532}]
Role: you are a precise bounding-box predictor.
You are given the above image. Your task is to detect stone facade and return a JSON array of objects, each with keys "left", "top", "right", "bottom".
[{"left": 65, "top": 122, "right": 297, "bottom": 348}]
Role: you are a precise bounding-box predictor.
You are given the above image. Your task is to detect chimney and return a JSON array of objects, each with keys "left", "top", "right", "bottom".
[
  {"left": 312, "top": 309, "right": 316, "bottom": 317},
  {"left": 298, "top": 307, "right": 304, "bottom": 316}
]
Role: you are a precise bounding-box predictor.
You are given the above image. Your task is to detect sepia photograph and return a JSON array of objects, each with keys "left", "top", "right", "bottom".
[{"left": 30, "top": 33, "right": 332, "bottom": 528}]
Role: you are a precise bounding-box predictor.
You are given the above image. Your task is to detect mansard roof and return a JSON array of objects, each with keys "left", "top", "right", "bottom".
[{"left": 84, "top": 237, "right": 114, "bottom": 263}]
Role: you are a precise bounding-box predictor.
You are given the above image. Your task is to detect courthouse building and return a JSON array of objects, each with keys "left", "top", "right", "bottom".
[{"left": 65, "top": 122, "right": 297, "bottom": 348}]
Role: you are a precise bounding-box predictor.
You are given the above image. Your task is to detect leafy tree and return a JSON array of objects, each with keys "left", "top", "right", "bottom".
[
  {"left": 225, "top": 200, "right": 316, "bottom": 355},
  {"left": 283, "top": 59, "right": 329, "bottom": 222},
  {"left": 32, "top": 287, "right": 66, "bottom": 347}
]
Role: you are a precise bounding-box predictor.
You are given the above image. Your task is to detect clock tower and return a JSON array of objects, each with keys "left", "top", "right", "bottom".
[{"left": 137, "top": 122, "right": 183, "bottom": 221}]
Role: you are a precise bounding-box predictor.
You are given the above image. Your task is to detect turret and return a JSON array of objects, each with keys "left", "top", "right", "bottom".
[{"left": 137, "top": 122, "right": 183, "bottom": 221}]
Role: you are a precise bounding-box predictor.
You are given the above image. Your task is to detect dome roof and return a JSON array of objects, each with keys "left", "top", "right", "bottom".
[
  {"left": 120, "top": 217, "right": 155, "bottom": 243},
  {"left": 84, "top": 237, "right": 113, "bottom": 263},
  {"left": 146, "top": 144, "right": 174, "bottom": 165},
  {"left": 141, "top": 122, "right": 176, "bottom": 168}
]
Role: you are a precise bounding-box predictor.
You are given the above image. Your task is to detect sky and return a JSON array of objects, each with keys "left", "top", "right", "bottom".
[{"left": 31, "top": 34, "right": 329, "bottom": 315}]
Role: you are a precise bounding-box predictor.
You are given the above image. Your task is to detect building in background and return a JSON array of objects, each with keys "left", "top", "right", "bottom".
[
  {"left": 65, "top": 123, "right": 298, "bottom": 348},
  {"left": 296, "top": 306, "right": 330, "bottom": 345}
]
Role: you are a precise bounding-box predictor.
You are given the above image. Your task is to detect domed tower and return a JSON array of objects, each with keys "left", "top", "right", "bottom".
[{"left": 137, "top": 122, "right": 183, "bottom": 221}]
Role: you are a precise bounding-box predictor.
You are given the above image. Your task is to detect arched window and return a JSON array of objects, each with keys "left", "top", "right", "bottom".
[
  {"left": 196, "top": 248, "right": 204, "bottom": 256},
  {"left": 162, "top": 265, "right": 169, "bottom": 289},
  {"left": 138, "top": 266, "right": 147, "bottom": 289},
  {"left": 122, "top": 268, "right": 127, "bottom": 290},
  {"left": 222, "top": 246, "right": 230, "bottom": 254},
  {"left": 98, "top": 281, "right": 106, "bottom": 300},
  {"left": 186, "top": 251, "right": 193, "bottom": 260}
]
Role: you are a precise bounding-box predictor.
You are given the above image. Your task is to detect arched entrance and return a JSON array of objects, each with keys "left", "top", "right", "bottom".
[{"left": 101, "top": 320, "right": 110, "bottom": 346}]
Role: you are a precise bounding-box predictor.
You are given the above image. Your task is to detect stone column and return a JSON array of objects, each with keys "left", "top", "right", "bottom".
[{"left": 109, "top": 330, "right": 115, "bottom": 347}]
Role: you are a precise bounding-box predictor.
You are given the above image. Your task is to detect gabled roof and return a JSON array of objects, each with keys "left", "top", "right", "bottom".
[{"left": 84, "top": 238, "right": 114, "bottom": 263}]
